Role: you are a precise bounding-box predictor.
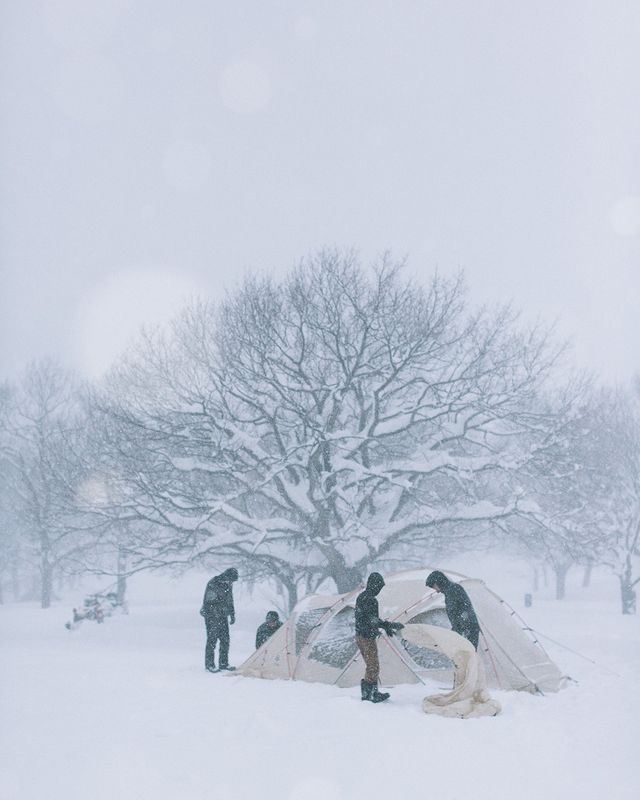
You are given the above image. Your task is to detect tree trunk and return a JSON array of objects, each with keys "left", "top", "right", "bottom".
[
  {"left": 317, "top": 543, "right": 362, "bottom": 594},
  {"left": 330, "top": 563, "right": 362, "bottom": 594},
  {"left": 39, "top": 529, "right": 53, "bottom": 608},
  {"left": 620, "top": 560, "right": 637, "bottom": 615},
  {"left": 582, "top": 559, "right": 593, "bottom": 588},
  {"left": 40, "top": 562, "right": 53, "bottom": 609},
  {"left": 116, "top": 546, "right": 127, "bottom": 606},
  {"left": 281, "top": 577, "right": 298, "bottom": 612},
  {"left": 532, "top": 564, "right": 539, "bottom": 592},
  {"left": 554, "top": 563, "right": 570, "bottom": 600},
  {"left": 12, "top": 563, "right": 20, "bottom": 600}
]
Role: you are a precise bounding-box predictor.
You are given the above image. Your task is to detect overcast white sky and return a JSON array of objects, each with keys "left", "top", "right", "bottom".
[{"left": 1, "top": 1, "right": 638, "bottom": 381}]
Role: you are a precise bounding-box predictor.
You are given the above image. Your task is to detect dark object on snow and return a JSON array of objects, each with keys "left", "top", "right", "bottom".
[
  {"left": 354, "top": 572, "right": 400, "bottom": 700},
  {"left": 360, "top": 679, "right": 390, "bottom": 703},
  {"left": 255, "top": 611, "right": 283, "bottom": 649},
  {"left": 425, "top": 570, "right": 480, "bottom": 650},
  {"left": 64, "top": 591, "right": 128, "bottom": 630},
  {"left": 524, "top": 593, "right": 533, "bottom": 608},
  {"left": 200, "top": 568, "right": 238, "bottom": 670}
]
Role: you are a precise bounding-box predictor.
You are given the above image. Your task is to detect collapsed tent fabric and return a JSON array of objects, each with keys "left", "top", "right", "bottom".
[
  {"left": 237, "top": 568, "right": 567, "bottom": 693},
  {"left": 401, "top": 623, "right": 501, "bottom": 718}
]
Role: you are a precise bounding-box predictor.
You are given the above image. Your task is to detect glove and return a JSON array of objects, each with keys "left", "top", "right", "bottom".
[
  {"left": 229, "top": 614, "right": 235, "bottom": 625},
  {"left": 382, "top": 620, "right": 404, "bottom": 637}
]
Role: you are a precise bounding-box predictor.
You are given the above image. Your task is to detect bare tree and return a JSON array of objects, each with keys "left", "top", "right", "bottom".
[
  {"left": 0, "top": 454, "right": 27, "bottom": 604},
  {"left": 0, "top": 361, "right": 95, "bottom": 607},
  {"left": 515, "top": 385, "right": 640, "bottom": 611},
  {"left": 588, "top": 389, "right": 640, "bottom": 613},
  {"left": 97, "top": 252, "right": 560, "bottom": 607},
  {"left": 509, "top": 380, "right": 602, "bottom": 599}
]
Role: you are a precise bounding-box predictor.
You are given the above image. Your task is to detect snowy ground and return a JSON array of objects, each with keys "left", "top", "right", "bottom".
[{"left": 1, "top": 559, "right": 639, "bottom": 800}]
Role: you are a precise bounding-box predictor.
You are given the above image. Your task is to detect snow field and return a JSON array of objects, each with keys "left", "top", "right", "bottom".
[{"left": 1, "top": 563, "right": 639, "bottom": 800}]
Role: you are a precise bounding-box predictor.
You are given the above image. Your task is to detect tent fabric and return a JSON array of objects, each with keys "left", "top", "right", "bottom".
[
  {"left": 401, "top": 623, "right": 502, "bottom": 718},
  {"left": 237, "top": 568, "right": 568, "bottom": 693}
]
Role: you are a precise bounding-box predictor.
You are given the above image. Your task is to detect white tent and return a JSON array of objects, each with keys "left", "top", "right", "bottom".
[{"left": 237, "top": 568, "right": 567, "bottom": 693}]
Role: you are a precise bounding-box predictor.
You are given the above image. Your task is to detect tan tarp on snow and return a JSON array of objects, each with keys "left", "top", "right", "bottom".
[
  {"left": 401, "top": 623, "right": 501, "bottom": 718},
  {"left": 237, "top": 569, "right": 567, "bottom": 693}
]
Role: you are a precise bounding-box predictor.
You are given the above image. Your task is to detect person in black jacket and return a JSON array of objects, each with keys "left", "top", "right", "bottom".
[
  {"left": 200, "top": 568, "right": 238, "bottom": 672},
  {"left": 354, "top": 572, "right": 403, "bottom": 703},
  {"left": 425, "top": 570, "right": 480, "bottom": 649},
  {"left": 255, "top": 611, "right": 282, "bottom": 649}
]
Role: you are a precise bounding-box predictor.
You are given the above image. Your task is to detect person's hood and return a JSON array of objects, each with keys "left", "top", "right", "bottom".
[
  {"left": 220, "top": 568, "right": 239, "bottom": 582},
  {"left": 425, "top": 570, "right": 452, "bottom": 591},
  {"left": 266, "top": 611, "right": 280, "bottom": 623},
  {"left": 366, "top": 572, "right": 385, "bottom": 595}
]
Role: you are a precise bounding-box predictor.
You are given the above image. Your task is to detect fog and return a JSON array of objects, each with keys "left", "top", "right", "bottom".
[
  {"left": 1, "top": 0, "right": 639, "bottom": 380},
  {"left": 2, "top": 9, "right": 640, "bottom": 797}
]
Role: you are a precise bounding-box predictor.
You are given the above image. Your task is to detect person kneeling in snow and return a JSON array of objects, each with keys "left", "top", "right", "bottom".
[
  {"left": 425, "top": 570, "right": 480, "bottom": 650},
  {"left": 355, "top": 572, "right": 403, "bottom": 703},
  {"left": 255, "top": 611, "right": 282, "bottom": 649}
]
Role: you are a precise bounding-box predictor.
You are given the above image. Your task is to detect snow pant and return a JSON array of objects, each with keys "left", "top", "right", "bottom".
[
  {"left": 455, "top": 625, "right": 480, "bottom": 651},
  {"left": 356, "top": 636, "right": 380, "bottom": 683},
  {"left": 204, "top": 616, "right": 230, "bottom": 668}
]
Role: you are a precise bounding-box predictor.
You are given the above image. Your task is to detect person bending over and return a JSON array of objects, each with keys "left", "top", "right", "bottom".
[
  {"left": 200, "top": 568, "right": 239, "bottom": 672},
  {"left": 425, "top": 570, "right": 480, "bottom": 650}
]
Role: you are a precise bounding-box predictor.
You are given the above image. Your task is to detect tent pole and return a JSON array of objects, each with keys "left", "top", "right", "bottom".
[
  {"left": 380, "top": 635, "right": 428, "bottom": 686},
  {"left": 480, "top": 631, "right": 503, "bottom": 690}
]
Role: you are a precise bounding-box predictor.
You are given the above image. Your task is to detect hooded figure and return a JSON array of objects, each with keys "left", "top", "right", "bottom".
[
  {"left": 255, "top": 611, "right": 283, "bottom": 650},
  {"left": 354, "top": 572, "right": 403, "bottom": 703},
  {"left": 425, "top": 570, "right": 480, "bottom": 650},
  {"left": 200, "top": 568, "right": 239, "bottom": 672}
]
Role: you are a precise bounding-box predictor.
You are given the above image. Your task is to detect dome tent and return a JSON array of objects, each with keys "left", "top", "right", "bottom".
[{"left": 237, "top": 568, "right": 568, "bottom": 693}]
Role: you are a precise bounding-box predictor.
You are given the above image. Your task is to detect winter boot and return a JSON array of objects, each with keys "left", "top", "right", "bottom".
[
  {"left": 370, "top": 683, "right": 390, "bottom": 703},
  {"left": 360, "top": 679, "right": 372, "bottom": 701}
]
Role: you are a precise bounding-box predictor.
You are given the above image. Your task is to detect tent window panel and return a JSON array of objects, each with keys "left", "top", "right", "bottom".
[
  {"left": 403, "top": 608, "right": 453, "bottom": 670},
  {"left": 295, "top": 609, "right": 327, "bottom": 655},
  {"left": 308, "top": 608, "right": 358, "bottom": 669}
]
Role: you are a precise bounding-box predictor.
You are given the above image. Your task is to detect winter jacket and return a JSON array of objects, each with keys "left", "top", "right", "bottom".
[
  {"left": 355, "top": 573, "right": 386, "bottom": 639},
  {"left": 255, "top": 619, "right": 282, "bottom": 649},
  {"left": 425, "top": 570, "right": 480, "bottom": 648},
  {"left": 201, "top": 570, "right": 236, "bottom": 620}
]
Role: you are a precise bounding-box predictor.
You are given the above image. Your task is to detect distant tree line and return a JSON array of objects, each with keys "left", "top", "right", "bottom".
[{"left": 1, "top": 251, "right": 638, "bottom": 612}]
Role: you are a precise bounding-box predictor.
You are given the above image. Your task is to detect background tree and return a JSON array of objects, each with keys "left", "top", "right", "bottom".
[
  {"left": 508, "top": 381, "right": 601, "bottom": 599},
  {"left": 0, "top": 361, "right": 95, "bottom": 607},
  {"left": 587, "top": 389, "right": 640, "bottom": 613}
]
